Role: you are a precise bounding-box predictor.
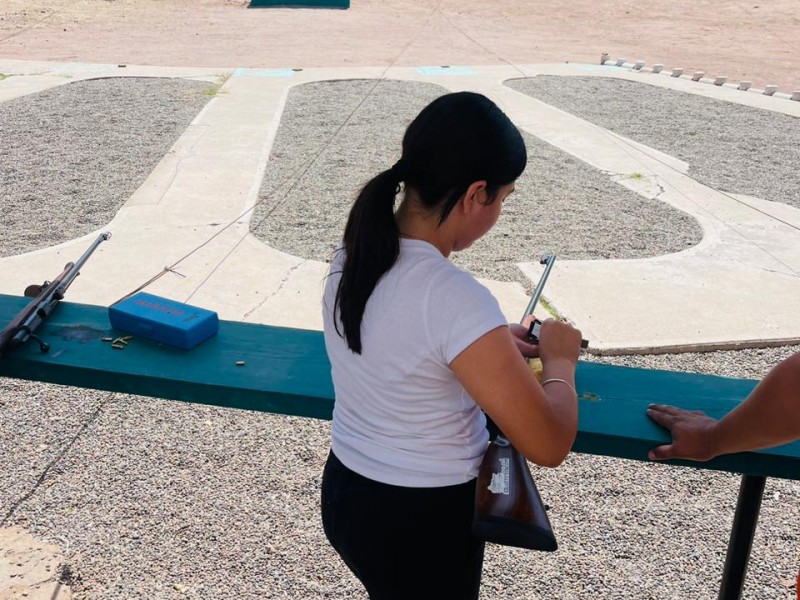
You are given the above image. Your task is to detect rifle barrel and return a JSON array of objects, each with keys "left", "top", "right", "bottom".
[
  {"left": 54, "top": 232, "right": 112, "bottom": 297},
  {"left": 522, "top": 254, "right": 556, "bottom": 323},
  {"left": 521, "top": 253, "right": 589, "bottom": 349}
]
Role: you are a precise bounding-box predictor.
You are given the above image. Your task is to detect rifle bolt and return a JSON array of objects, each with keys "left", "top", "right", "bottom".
[
  {"left": 121, "top": 336, "right": 133, "bottom": 341},
  {"left": 112, "top": 337, "right": 129, "bottom": 345}
]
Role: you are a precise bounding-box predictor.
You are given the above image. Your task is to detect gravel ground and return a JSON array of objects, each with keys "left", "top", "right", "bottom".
[
  {"left": 1, "top": 77, "right": 799, "bottom": 599},
  {"left": 505, "top": 76, "right": 800, "bottom": 210},
  {"left": 251, "top": 79, "right": 702, "bottom": 287},
  {"left": 0, "top": 76, "right": 216, "bottom": 257}
]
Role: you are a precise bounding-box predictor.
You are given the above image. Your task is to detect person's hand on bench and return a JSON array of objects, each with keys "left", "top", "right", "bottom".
[{"left": 647, "top": 351, "right": 800, "bottom": 461}]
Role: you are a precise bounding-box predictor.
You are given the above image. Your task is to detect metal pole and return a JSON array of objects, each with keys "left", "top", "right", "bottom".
[{"left": 717, "top": 474, "right": 766, "bottom": 600}]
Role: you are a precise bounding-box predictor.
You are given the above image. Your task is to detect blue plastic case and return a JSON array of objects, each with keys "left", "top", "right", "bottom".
[{"left": 108, "top": 292, "right": 219, "bottom": 350}]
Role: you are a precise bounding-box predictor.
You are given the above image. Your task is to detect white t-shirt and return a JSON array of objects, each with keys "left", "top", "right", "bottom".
[{"left": 322, "top": 238, "right": 508, "bottom": 487}]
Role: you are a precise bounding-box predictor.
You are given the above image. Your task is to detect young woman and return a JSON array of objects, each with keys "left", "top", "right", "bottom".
[{"left": 321, "top": 91, "right": 583, "bottom": 599}]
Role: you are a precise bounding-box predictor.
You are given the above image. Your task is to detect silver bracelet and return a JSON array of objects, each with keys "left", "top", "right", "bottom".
[{"left": 541, "top": 378, "right": 577, "bottom": 396}]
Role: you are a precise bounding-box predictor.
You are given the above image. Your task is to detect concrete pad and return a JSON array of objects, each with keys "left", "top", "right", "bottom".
[
  {"left": 481, "top": 67, "right": 800, "bottom": 351},
  {"left": 0, "top": 60, "right": 224, "bottom": 103},
  {"left": 518, "top": 257, "right": 800, "bottom": 354},
  {"left": 0, "top": 64, "right": 287, "bottom": 307},
  {"left": 0, "top": 63, "right": 538, "bottom": 328},
  {"left": 525, "top": 62, "right": 800, "bottom": 118},
  {"left": 1, "top": 60, "right": 798, "bottom": 353}
]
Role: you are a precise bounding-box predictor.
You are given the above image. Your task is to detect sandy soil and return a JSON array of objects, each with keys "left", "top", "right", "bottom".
[{"left": 0, "top": 0, "right": 798, "bottom": 91}]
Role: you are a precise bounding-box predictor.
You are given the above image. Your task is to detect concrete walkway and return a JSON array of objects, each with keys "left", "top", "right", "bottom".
[{"left": 1, "top": 58, "right": 798, "bottom": 353}]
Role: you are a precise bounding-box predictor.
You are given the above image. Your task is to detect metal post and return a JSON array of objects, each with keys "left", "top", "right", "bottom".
[{"left": 717, "top": 475, "right": 766, "bottom": 600}]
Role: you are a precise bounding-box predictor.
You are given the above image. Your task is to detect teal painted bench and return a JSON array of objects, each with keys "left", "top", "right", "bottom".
[{"left": 1, "top": 294, "right": 797, "bottom": 598}]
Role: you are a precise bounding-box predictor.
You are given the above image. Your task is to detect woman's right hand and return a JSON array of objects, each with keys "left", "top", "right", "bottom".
[{"left": 536, "top": 318, "right": 582, "bottom": 367}]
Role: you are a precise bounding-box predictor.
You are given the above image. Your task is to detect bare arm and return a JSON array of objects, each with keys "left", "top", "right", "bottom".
[
  {"left": 451, "top": 319, "right": 582, "bottom": 467},
  {"left": 648, "top": 351, "right": 800, "bottom": 461}
]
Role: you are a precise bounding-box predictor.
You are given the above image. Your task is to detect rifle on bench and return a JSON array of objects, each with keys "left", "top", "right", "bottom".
[{"left": 0, "top": 232, "right": 111, "bottom": 357}]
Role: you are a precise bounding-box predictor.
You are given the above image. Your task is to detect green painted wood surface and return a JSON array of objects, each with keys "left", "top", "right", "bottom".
[
  {"left": 0, "top": 294, "right": 333, "bottom": 419},
  {"left": 1, "top": 294, "right": 798, "bottom": 479}
]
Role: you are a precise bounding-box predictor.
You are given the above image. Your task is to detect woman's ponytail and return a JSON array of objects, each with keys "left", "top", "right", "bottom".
[{"left": 334, "top": 168, "right": 401, "bottom": 353}]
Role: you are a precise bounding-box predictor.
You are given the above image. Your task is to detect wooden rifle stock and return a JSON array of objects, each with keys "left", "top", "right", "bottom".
[
  {"left": 0, "top": 232, "right": 111, "bottom": 357},
  {"left": 472, "top": 253, "right": 559, "bottom": 551},
  {"left": 473, "top": 436, "right": 557, "bottom": 551}
]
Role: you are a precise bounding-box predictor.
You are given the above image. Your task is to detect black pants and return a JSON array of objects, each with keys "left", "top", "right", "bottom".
[{"left": 321, "top": 450, "right": 485, "bottom": 600}]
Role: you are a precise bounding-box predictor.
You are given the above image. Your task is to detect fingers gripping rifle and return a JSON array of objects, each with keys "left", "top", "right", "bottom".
[{"left": 0, "top": 232, "right": 111, "bottom": 357}]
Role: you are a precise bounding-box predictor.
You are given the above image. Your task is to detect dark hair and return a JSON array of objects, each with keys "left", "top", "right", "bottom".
[{"left": 335, "top": 91, "right": 527, "bottom": 353}]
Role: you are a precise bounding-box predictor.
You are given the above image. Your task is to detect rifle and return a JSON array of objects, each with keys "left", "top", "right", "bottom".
[
  {"left": 523, "top": 254, "right": 589, "bottom": 350},
  {"left": 472, "top": 253, "right": 571, "bottom": 551},
  {"left": 0, "top": 232, "right": 111, "bottom": 357}
]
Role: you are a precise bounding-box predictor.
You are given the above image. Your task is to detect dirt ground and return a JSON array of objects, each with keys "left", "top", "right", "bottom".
[{"left": 0, "top": 0, "right": 798, "bottom": 91}]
